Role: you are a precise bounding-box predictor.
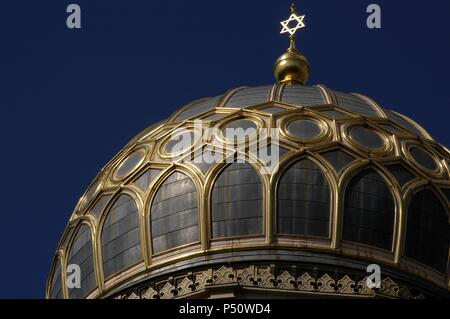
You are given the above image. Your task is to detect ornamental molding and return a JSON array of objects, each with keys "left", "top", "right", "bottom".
[{"left": 113, "top": 264, "right": 426, "bottom": 299}]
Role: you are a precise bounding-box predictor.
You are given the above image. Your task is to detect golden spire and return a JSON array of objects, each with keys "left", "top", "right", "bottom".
[{"left": 274, "top": 3, "right": 310, "bottom": 85}]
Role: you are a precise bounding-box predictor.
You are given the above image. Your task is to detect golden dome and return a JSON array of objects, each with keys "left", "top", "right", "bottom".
[
  {"left": 47, "top": 83, "right": 450, "bottom": 299},
  {"left": 46, "top": 4, "right": 450, "bottom": 300}
]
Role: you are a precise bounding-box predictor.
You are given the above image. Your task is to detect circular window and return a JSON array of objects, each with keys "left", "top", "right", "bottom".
[
  {"left": 286, "top": 119, "right": 323, "bottom": 140},
  {"left": 349, "top": 126, "right": 385, "bottom": 151},
  {"left": 114, "top": 149, "right": 146, "bottom": 179},
  {"left": 409, "top": 146, "right": 439, "bottom": 172},
  {"left": 163, "top": 129, "right": 200, "bottom": 155},
  {"left": 221, "top": 119, "right": 258, "bottom": 141}
]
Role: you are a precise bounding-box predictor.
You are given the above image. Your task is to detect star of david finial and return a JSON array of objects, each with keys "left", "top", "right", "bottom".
[
  {"left": 274, "top": 3, "right": 310, "bottom": 85},
  {"left": 280, "top": 3, "right": 306, "bottom": 37}
]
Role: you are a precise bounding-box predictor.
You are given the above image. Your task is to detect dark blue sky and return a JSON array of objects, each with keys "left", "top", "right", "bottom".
[{"left": 0, "top": 0, "right": 449, "bottom": 298}]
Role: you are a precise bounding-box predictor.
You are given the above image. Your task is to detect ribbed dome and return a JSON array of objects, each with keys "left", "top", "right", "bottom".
[{"left": 47, "top": 83, "right": 450, "bottom": 299}]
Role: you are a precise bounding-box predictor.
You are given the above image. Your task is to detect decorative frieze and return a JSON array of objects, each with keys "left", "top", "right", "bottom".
[{"left": 114, "top": 264, "right": 425, "bottom": 299}]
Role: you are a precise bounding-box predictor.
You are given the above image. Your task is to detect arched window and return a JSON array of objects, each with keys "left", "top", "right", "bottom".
[
  {"left": 151, "top": 171, "right": 199, "bottom": 253},
  {"left": 343, "top": 168, "right": 395, "bottom": 250},
  {"left": 49, "top": 259, "right": 63, "bottom": 299},
  {"left": 405, "top": 189, "right": 449, "bottom": 272},
  {"left": 67, "top": 224, "right": 96, "bottom": 299},
  {"left": 101, "top": 194, "right": 142, "bottom": 278},
  {"left": 211, "top": 163, "right": 263, "bottom": 238},
  {"left": 277, "top": 158, "right": 330, "bottom": 237}
]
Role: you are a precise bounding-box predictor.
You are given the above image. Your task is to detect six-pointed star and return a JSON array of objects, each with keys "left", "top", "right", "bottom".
[{"left": 280, "top": 13, "right": 305, "bottom": 35}]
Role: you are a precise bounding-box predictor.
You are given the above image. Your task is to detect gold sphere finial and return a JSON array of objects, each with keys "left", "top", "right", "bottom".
[{"left": 274, "top": 3, "right": 310, "bottom": 85}]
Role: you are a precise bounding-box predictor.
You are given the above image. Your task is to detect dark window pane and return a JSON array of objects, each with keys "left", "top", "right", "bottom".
[
  {"left": 405, "top": 189, "right": 449, "bottom": 273},
  {"left": 164, "top": 130, "right": 198, "bottom": 154},
  {"left": 67, "top": 225, "right": 96, "bottom": 299},
  {"left": 225, "top": 86, "right": 271, "bottom": 108},
  {"left": 343, "top": 169, "right": 395, "bottom": 250},
  {"left": 259, "top": 106, "right": 286, "bottom": 114},
  {"left": 287, "top": 119, "right": 322, "bottom": 139},
  {"left": 335, "top": 92, "right": 379, "bottom": 118},
  {"left": 385, "top": 110, "right": 424, "bottom": 137},
  {"left": 281, "top": 85, "right": 325, "bottom": 106},
  {"left": 133, "top": 168, "right": 162, "bottom": 192},
  {"left": 50, "top": 260, "right": 63, "bottom": 299},
  {"left": 185, "top": 147, "right": 226, "bottom": 175},
  {"left": 410, "top": 146, "right": 438, "bottom": 171},
  {"left": 81, "top": 179, "right": 101, "bottom": 210},
  {"left": 385, "top": 164, "right": 416, "bottom": 187},
  {"left": 378, "top": 123, "right": 402, "bottom": 135},
  {"left": 91, "top": 194, "right": 112, "bottom": 218},
  {"left": 441, "top": 188, "right": 450, "bottom": 204},
  {"left": 222, "top": 119, "right": 257, "bottom": 140},
  {"left": 201, "top": 113, "right": 228, "bottom": 121},
  {"left": 174, "top": 96, "right": 221, "bottom": 121},
  {"left": 212, "top": 163, "right": 263, "bottom": 238},
  {"left": 101, "top": 194, "right": 142, "bottom": 278},
  {"left": 115, "top": 150, "right": 145, "bottom": 179},
  {"left": 319, "top": 109, "right": 347, "bottom": 119},
  {"left": 253, "top": 144, "right": 290, "bottom": 167},
  {"left": 320, "top": 149, "right": 355, "bottom": 174},
  {"left": 62, "top": 227, "right": 75, "bottom": 249},
  {"left": 277, "top": 159, "right": 330, "bottom": 237},
  {"left": 349, "top": 126, "right": 384, "bottom": 150},
  {"left": 151, "top": 172, "right": 199, "bottom": 253}
]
